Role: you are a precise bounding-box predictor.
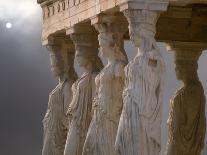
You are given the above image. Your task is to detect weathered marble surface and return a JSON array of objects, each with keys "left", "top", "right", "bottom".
[
  {"left": 37, "top": 0, "right": 207, "bottom": 154},
  {"left": 64, "top": 33, "right": 103, "bottom": 155},
  {"left": 83, "top": 19, "right": 128, "bottom": 155},
  {"left": 42, "top": 41, "right": 77, "bottom": 155},
  {"left": 115, "top": 10, "right": 166, "bottom": 155},
  {"left": 165, "top": 45, "right": 206, "bottom": 155}
]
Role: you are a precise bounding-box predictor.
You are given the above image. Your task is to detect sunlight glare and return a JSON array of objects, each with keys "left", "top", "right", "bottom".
[{"left": 6, "top": 22, "right": 12, "bottom": 29}]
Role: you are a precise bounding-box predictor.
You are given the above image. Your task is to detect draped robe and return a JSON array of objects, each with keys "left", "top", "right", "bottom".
[
  {"left": 42, "top": 80, "right": 72, "bottom": 155},
  {"left": 64, "top": 73, "right": 97, "bottom": 155},
  {"left": 83, "top": 62, "right": 125, "bottom": 155},
  {"left": 166, "top": 82, "right": 206, "bottom": 155},
  {"left": 115, "top": 49, "right": 165, "bottom": 155}
]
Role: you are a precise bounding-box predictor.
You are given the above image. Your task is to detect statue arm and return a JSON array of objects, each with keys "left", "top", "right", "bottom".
[
  {"left": 63, "top": 83, "right": 73, "bottom": 114},
  {"left": 92, "top": 75, "right": 99, "bottom": 111},
  {"left": 66, "top": 83, "right": 78, "bottom": 116},
  {"left": 114, "top": 62, "right": 125, "bottom": 114},
  {"left": 91, "top": 74, "right": 97, "bottom": 99}
]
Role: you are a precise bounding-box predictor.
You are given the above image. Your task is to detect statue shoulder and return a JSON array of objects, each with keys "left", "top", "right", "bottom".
[
  {"left": 175, "top": 83, "right": 204, "bottom": 104},
  {"left": 186, "top": 83, "right": 204, "bottom": 98}
]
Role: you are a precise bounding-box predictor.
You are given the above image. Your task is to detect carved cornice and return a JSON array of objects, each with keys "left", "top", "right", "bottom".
[
  {"left": 37, "top": 0, "right": 207, "bottom": 45},
  {"left": 119, "top": 0, "right": 169, "bottom": 12},
  {"left": 41, "top": 0, "right": 68, "bottom": 19},
  {"left": 38, "top": 0, "right": 60, "bottom": 5}
]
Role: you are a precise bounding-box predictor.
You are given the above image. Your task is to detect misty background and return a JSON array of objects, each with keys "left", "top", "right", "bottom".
[{"left": 0, "top": 1, "right": 206, "bottom": 155}]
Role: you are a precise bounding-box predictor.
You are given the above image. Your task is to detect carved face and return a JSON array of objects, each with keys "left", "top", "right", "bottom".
[
  {"left": 50, "top": 52, "right": 64, "bottom": 77},
  {"left": 75, "top": 48, "right": 91, "bottom": 68},
  {"left": 175, "top": 61, "right": 187, "bottom": 81},
  {"left": 128, "top": 23, "right": 142, "bottom": 47},
  {"left": 98, "top": 33, "right": 113, "bottom": 58},
  {"left": 175, "top": 61, "right": 198, "bottom": 82}
]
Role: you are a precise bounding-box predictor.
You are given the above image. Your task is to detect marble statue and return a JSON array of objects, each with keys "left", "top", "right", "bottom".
[
  {"left": 64, "top": 44, "right": 103, "bottom": 155},
  {"left": 165, "top": 51, "right": 206, "bottom": 155},
  {"left": 115, "top": 10, "right": 166, "bottom": 155},
  {"left": 82, "top": 22, "right": 128, "bottom": 155},
  {"left": 42, "top": 43, "right": 77, "bottom": 155}
]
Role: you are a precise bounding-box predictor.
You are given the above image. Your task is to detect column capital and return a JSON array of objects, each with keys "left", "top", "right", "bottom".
[
  {"left": 167, "top": 41, "right": 207, "bottom": 62},
  {"left": 93, "top": 14, "right": 128, "bottom": 63},
  {"left": 92, "top": 14, "right": 128, "bottom": 46},
  {"left": 66, "top": 24, "right": 96, "bottom": 35},
  {"left": 45, "top": 35, "right": 74, "bottom": 52},
  {"left": 66, "top": 24, "right": 99, "bottom": 48},
  {"left": 119, "top": 0, "right": 169, "bottom": 12},
  {"left": 124, "top": 9, "right": 159, "bottom": 25},
  {"left": 123, "top": 9, "right": 160, "bottom": 47},
  {"left": 91, "top": 14, "right": 128, "bottom": 33}
]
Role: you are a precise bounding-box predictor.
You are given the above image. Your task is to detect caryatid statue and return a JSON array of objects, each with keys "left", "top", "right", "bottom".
[
  {"left": 83, "top": 15, "right": 128, "bottom": 155},
  {"left": 165, "top": 43, "right": 206, "bottom": 155},
  {"left": 115, "top": 10, "right": 166, "bottom": 155},
  {"left": 42, "top": 37, "right": 77, "bottom": 155},
  {"left": 64, "top": 31, "right": 103, "bottom": 155}
]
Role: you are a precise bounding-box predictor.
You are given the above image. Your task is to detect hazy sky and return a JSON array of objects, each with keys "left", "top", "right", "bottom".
[
  {"left": 0, "top": 1, "right": 56, "bottom": 155},
  {"left": 0, "top": 1, "right": 206, "bottom": 155}
]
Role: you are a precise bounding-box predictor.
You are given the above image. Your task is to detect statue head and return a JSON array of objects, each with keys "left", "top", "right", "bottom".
[
  {"left": 75, "top": 45, "right": 103, "bottom": 72},
  {"left": 49, "top": 47, "right": 64, "bottom": 78},
  {"left": 173, "top": 48, "right": 201, "bottom": 84},
  {"left": 128, "top": 23, "right": 157, "bottom": 48},
  {"left": 98, "top": 32, "right": 112, "bottom": 58},
  {"left": 175, "top": 60, "right": 198, "bottom": 83},
  {"left": 124, "top": 10, "right": 158, "bottom": 47},
  {"left": 98, "top": 32, "right": 128, "bottom": 63},
  {"left": 49, "top": 45, "right": 77, "bottom": 79}
]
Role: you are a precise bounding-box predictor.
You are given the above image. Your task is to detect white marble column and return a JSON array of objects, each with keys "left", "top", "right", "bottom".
[
  {"left": 64, "top": 25, "right": 103, "bottom": 155},
  {"left": 115, "top": 8, "right": 166, "bottom": 155},
  {"left": 42, "top": 36, "right": 77, "bottom": 155},
  {"left": 82, "top": 14, "right": 128, "bottom": 155},
  {"left": 165, "top": 42, "right": 207, "bottom": 155}
]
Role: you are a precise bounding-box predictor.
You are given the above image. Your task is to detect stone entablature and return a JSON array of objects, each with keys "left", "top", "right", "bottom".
[
  {"left": 38, "top": 0, "right": 207, "bottom": 45},
  {"left": 38, "top": 0, "right": 169, "bottom": 45}
]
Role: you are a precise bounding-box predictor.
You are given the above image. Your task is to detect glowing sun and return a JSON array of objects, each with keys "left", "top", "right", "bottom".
[{"left": 6, "top": 22, "right": 12, "bottom": 29}]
